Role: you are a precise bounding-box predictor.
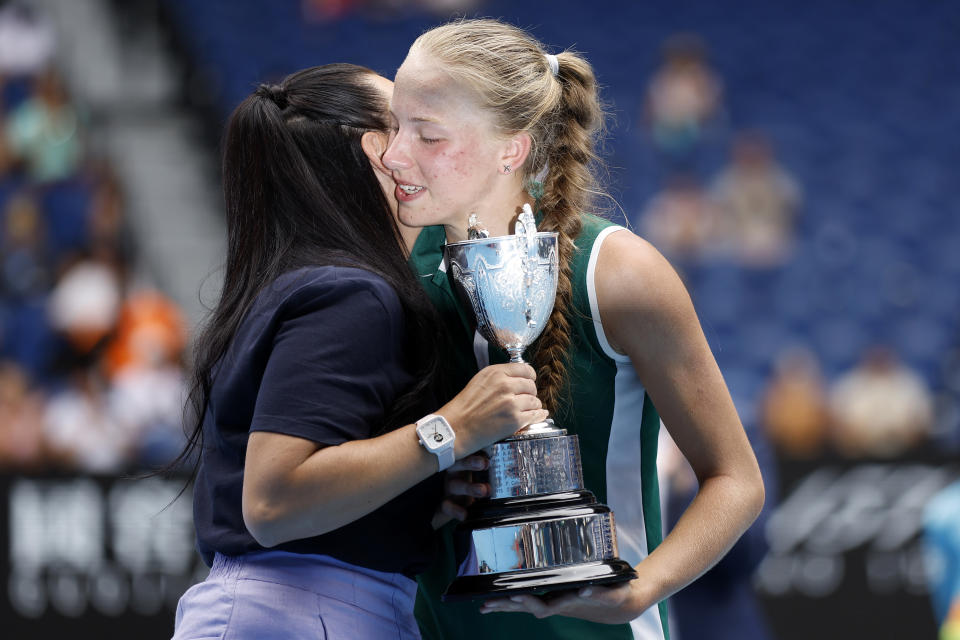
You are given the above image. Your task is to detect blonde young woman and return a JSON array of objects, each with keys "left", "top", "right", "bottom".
[{"left": 382, "top": 19, "right": 765, "bottom": 640}]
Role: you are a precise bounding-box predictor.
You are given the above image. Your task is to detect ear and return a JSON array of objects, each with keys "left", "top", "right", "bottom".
[
  {"left": 499, "top": 131, "right": 532, "bottom": 174},
  {"left": 361, "top": 130, "right": 391, "bottom": 175}
]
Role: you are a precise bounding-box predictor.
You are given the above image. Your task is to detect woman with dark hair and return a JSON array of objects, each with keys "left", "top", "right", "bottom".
[{"left": 171, "top": 63, "right": 547, "bottom": 640}]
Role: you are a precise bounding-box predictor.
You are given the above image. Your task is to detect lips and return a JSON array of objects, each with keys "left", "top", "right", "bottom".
[{"left": 395, "top": 182, "right": 425, "bottom": 202}]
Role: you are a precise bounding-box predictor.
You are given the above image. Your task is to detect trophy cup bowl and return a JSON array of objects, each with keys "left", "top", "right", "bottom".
[
  {"left": 442, "top": 230, "right": 637, "bottom": 601},
  {"left": 445, "top": 231, "right": 559, "bottom": 364}
]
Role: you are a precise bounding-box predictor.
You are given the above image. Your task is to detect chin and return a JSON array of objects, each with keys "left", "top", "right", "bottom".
[
  {"left": 397, "top": 212, "right": 425, "bottom": 229},
  {"left": 398, "top": 208, "right": 438, "bottom": 229}
]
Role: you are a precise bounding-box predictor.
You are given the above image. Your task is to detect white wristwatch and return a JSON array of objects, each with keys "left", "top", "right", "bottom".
[{"left": 416, "top": 414, "right": 456, "bottom": 472}]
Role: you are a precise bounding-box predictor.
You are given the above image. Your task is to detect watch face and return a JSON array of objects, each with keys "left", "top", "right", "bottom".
[{"left": 420, "top": 416, "right": 454, "bottom": 449}]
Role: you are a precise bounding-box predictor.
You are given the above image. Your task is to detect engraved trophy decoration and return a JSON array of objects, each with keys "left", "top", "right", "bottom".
[{"left": 442, "top": 204, "right": 637, "bottom": 600}]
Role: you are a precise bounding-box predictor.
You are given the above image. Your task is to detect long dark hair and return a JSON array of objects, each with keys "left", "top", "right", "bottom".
[{"left": 171, "top": 64, "right": 440, "bottom": 477}]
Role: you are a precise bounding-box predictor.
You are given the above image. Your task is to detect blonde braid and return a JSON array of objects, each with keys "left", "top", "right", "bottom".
[
  {"left": 532, "top": 51, "right": 602, "bottom": 413},
  {"left": 533, "top": 209, "right": 580, "bottom": 414}
]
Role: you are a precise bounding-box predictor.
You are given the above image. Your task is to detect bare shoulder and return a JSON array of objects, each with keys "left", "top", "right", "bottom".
[
  {"left": 594, "top": 228, "right": 691, "bottom": 317},
  {"left": 591, "top": 228, "right": 706, "bottom": 372}
]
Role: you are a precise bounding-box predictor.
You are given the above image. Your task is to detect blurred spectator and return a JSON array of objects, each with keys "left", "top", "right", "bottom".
[
  {"left": 47, "top": 253, "right": 122, "bottom": 357},
  {"left": 0, "top": 359, "right": 47, "bottom": 469},
  {"left": 639, "top": 174, "right": 719, "bottom": 261},
  {"left": 5, "top": 67, "right": 83, "bottom": 183},
  {"left": 1, "top": 191, "right": 49, "bottom": 299},
  {"left": 105, "top": 289, "right": 188, "bottom": 467},
  {"left": 644, "top": 33, "right": 723, "bottom": 172},
  {"left": 709, "top": 132, "right": 801, "bottom": 267},
  {"left": 43, "top": 360, "right": 133, "bottom": 473},
  {"left": 0, "top": 191, "right": 55, "bottom": 381},
  {"left": 87, "top": 163, "right": 134, "bottom": 263},
  {"left": 104, "top": 289, "right": 185, "bottom": 379},
  {"left": 760, "top": 345, "right": 829, "bottom": 459},
  {"left": 924, "top": 481, "right": 960, "bottom": 640},
  {"left": 109, "top": 354, "right": 186, "bottom": 468},
  {"left": 0, "top": 2, "right": 55, "bottom": 76},
  {"left": 829, "top": 345, "right": 934, "bottom": 457},
  {"left": 0, "top": 125, "right": 16, "bottom": 176}
]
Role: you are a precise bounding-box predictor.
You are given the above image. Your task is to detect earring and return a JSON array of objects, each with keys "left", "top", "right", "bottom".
[{"left": 503, "top": 164, "right": 512, "bottom": 174}]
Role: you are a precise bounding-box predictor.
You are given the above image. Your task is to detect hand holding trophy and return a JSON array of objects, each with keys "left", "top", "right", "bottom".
[{"left": 442, "top": 205, "right": 637, "bottom": 600}]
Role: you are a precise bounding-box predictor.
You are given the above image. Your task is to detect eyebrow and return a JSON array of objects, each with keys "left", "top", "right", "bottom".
[
  {"left": 387, "top": 108, "right": 443, "bottom": 126},
  {"left": 389, "top": 110, "right": 439, "bottom": 123}
]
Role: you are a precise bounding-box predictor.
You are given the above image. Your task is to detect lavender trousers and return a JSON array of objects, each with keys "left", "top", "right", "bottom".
[{"left": 172, "top": 551, "right": 421, "bottom": 640}]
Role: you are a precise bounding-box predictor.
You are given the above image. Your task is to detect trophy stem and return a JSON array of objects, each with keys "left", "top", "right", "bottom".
[{"left": 506, "top": 347, "right": 525, "bottom": 363}]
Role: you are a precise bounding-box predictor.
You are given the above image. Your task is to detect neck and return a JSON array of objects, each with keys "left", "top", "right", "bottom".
[{"left": 443, "top": 187, "right": 536, "bottom": 243}]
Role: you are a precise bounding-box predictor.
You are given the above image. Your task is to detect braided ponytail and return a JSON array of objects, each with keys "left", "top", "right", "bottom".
[{"left": 532, "top": 52, "right": 603, "bottom": 414}]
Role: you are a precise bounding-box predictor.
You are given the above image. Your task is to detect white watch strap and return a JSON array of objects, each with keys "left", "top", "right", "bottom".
[{"left": 436, "top": 445, "right": 455, "bottom": 472}]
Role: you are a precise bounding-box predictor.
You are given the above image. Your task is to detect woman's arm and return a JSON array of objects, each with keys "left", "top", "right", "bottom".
[
  {"left": 243, "top": 363, "right": 547, "bottom": 548},
  {"left": 600, "top": 230, "right": 764, "bottom": 607},
  {"left": 482, "top": 230, "right": 764, "bottom": 622}
]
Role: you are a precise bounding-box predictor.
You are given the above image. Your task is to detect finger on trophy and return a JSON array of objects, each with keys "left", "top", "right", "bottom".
[
  {"left": 447, "top": 454, "right": 488, "bottom": 472},
  {"left": 453, "top": 477, "right": 490, "bottom": 499},
  {"left": 501, "top": 362, "right": 537, "bottom": 380},
  {"left": 533, "top": 408, "right": 549, "bottom": 422},
  {"left": 469, "top": 482, "right": 489, "bottom": 498},
  {"left": 479, "top": 594, "right": 550, "bottom": 617},
  {"left": 432, "top": 496, "right": 473, "bottom": 528},
  {"left": 439, "top": 498, "right": 471, "bottom": 522},
  {"left": 478, "top": 598, "right": 508, "bottom": 614},
  {"left": 446, "top": 475, "right": 478, "bottom": 497}
]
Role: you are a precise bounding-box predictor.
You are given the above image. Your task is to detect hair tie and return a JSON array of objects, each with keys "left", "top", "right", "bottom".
[
  {"left": 257, "top": 83, "right": 288, "bottom": 109},
  {"left": 545, "top": 53, "right": 559, "bottom": 77}
]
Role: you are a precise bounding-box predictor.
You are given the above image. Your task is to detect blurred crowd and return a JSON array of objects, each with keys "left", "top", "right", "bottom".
[
  {"left": 636, "top": 32, "right": 945, "bottom": 464},
  {"left": 640, "top": 34, "right": 800, "bottom": 268},
  {"left": 638, "top": 31, "right": 956, "bottom": 640},
  {"left": 0, "top": 4, "right": 187, "bottom": 475},
  {"left": 761, "top": 343, "right": 934, "bottom": 460}
]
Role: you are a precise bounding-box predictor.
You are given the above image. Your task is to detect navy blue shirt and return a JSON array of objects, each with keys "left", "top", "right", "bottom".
[{"left": 193, "top": 266, "right": 442, "bottom": 576}]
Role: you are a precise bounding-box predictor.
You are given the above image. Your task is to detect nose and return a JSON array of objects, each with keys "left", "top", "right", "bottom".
[{"left": 382, "top": 130, "right": 412, "bottom": 171}]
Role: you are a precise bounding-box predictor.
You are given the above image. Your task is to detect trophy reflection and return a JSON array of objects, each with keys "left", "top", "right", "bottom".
[{"left": 442, "top": 205, "right": 637, "bottom": 601}]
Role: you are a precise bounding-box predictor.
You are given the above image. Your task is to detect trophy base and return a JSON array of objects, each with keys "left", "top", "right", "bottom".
[{"left": 442, "top": 559, "right": 637, "bottom": 602}]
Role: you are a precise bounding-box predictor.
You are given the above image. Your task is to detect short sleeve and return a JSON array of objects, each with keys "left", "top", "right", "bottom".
[{"left": 250, "top": 273, "right": 408, "bottom": 445}]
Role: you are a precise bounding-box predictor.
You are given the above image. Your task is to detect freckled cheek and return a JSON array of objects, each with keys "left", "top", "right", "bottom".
[{"left": 429, "top": 150, "right": 473, "bottom": 181}]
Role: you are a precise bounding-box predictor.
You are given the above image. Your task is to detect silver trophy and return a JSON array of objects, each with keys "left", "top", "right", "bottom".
[{"left": 442, "top": 205, "right": 636, "bottom": 600}]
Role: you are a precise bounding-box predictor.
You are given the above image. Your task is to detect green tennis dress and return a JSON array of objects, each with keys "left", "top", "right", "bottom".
[{"left": 410, "top": 214, "right": 670, "bottom": 640}]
